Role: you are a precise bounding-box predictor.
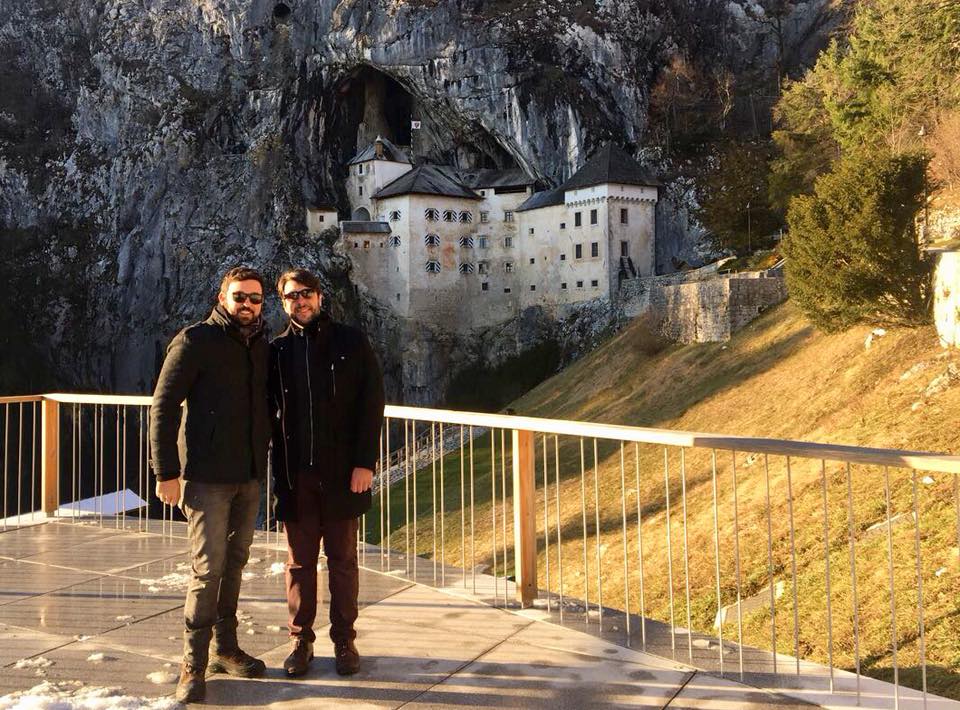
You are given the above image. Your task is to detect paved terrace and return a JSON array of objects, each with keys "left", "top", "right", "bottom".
[
  {"left": 0, "top": 519, "right": 817, "bottom": 709},
  {"left": 1, "top": 520, "right": 955, "bottom": 709}
]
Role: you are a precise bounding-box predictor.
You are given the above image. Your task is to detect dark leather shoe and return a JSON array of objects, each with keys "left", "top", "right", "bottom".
[
  {"left": 209, "top": 647, "right": 266, "bottom": 678},
  {"left": 334, "top": 638, "right": 360, "bottom": 676},
  {"left": 284, "top": 639, "right": 314, "bottom": 677},
  {"left": 175, "top": 662, "right": 206, "bottom": 703}
]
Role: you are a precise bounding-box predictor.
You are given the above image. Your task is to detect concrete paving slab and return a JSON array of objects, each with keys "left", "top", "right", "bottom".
[
  {"left": 0, "top": 522, "right": 119, "bottom": 560},
  {"left": 0, "top": 638, "right": 180, "bottom": 699},
  {"left": 0, "top": 558, "right": 99, "bottom": 606},
  {"left": 0, "top": 622, "right": 74, "bottom": 669},
  {"left": 666, "top": 672, "right": 815, "bottom": 709},
  {"left": 0, "top": 575, "right": 184, "bottom": 637},
  {"left": 18, "top": 530, "right": 187, "bottom": 574}
]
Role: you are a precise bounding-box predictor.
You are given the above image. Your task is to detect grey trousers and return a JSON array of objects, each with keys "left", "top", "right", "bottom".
[{"left": 180, "top": 478, "right": 261, "bottom": 668}]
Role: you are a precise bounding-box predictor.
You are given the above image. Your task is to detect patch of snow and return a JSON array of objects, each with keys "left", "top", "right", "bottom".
[
  {"left": 139, "top": 572, "right": 191, "bottom": 592},
  {"left": 899, "top": 361, "right": 931, "bottom": 381},
  {"left": 247, "top": 558, "right": 261, "bottom": 565},
  {"left": 922, "top": 475, "right": 935, "bottom": 485},
  {"left": 146, "top": 670, "right": 178, "bottom": 684},
  {"left": 0, "top": 680, "right": 179, "bottom": 710},
  {"left": 115, "top": 615, "right": 133, "bottom": 622},
  {"left": 86, "top": 653, "right": 116, "bottom": 663},
  {"left": 267, "top": 625, "right": 283, "bottom": 632},
  {"left": 245, "top": 628, "right": 256, "bottom": 635},
  {"left": 935, "top": 567, "right": 948, "bottom": 577},
  {"left": 13, "top": 657, "right": 53, "bottom": 670},
  {"left": 268, "top": 562, "right": 286, "bottom": 575},
  {"left": 241, "top": 572, "right": 255, "bottom": 581}
]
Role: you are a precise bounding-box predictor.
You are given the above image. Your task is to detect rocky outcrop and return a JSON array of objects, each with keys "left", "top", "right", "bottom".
[{"left": 0, "top": 0, "right": 844, "bottom": 401}]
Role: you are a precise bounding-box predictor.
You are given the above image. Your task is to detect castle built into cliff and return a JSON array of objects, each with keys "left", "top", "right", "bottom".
[{"left": 309, "top": 138, "right": 660, "bottom": 332}]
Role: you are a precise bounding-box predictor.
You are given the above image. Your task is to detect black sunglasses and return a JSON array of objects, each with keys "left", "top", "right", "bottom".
[
  {"left": 282, "top": 288, "right": 316, "bottom": 301},
  {"left": 230, "top": 292, "right": 264, "bottom": 304}
]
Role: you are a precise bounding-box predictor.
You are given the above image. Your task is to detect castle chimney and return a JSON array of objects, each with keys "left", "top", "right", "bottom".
[{"left": 374, "top": 136, "right": 384, "bottom": 158}]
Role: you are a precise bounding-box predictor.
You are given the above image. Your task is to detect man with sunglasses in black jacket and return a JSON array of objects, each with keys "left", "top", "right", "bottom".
[
  {"left": 269, "top": 267, "right": 384, "bottom": 678},
  {"left": 150, "top": 266, "right": 271, "bottom": 703}
]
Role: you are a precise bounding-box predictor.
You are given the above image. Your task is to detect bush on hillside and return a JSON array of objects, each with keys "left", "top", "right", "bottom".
[{"left": 782, "top": 150, "right": 931, "bottom": 332}]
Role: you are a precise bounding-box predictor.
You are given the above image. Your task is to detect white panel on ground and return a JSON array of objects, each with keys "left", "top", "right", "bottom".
[{"left": 55, "top": 489, "right": 147, "bottom": 517}]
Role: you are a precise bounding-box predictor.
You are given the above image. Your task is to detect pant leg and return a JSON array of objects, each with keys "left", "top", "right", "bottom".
[
  {"left": 284, "top": 477, "right": 322, "bottom": 642},
  {"left": 181, "top": 480, "right": 233, "bottom": 669},
  {"left": 322, "top": 516, "right": 360, "bottom": 643},
  {"left": 213, "top": 478, "right": 262, "bottom": 654}
]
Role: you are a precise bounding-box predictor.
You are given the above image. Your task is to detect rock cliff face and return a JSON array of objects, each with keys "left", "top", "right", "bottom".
[{"left": 0, "top": 0, "right": 843, "bottom": 401}]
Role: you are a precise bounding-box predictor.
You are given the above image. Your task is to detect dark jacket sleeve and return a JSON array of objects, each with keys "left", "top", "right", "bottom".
[
  {"left": 149, "top": 329, "right": 202, "bottom": 481},
  {"left": 352, "top": 333, "right": 385, "bottom": 471}
]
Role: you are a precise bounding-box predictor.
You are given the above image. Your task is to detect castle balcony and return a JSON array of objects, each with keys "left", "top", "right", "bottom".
[{"left": 1, "top": 394, "right": 959, "bottom": 709}]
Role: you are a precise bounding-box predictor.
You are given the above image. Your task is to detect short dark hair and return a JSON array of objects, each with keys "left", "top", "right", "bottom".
[
  {"left": 277, "top": 267, "right": 321, "bottom": 296},
  {"left": 220, "top": 266, "right": 264, "bottom": 294}
]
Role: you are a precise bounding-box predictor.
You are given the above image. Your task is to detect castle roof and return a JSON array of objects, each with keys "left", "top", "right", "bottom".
[
  {"left": 449, "top": 168, "right": 535, "bottom": 190},
  {"left": 341, "top": 221, "right": 391, "bottom": 234},
  {"left": 516, "top": 187, "right": 564, "bottom": 212},
  {"left": 374, "top": 165, "right": 482, "bottom": 200},
  {"left": 561, "top": 144, "right": 659, "bottom": 191},
  {"left": 347, "top": 137, "right": 411, "bottom": 166}
]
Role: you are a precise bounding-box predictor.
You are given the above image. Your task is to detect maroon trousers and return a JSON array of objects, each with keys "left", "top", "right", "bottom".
[{"left": 284, "top": 474, "right": 359, "bottom": 644}]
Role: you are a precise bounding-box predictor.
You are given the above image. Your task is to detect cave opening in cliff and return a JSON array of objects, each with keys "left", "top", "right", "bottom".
[{"left": 273, "top": 3, "right": 291, "bottom": 21}]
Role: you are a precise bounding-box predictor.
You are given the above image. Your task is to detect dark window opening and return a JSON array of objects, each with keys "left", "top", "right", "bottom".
[
  {"left": 273, "top": 3, "right": 292, "bottom": 21},
  {"left": 574, "top": 212, "right": 582, "bottom": 227},
  {"left": 591, "top": 242, "right": 599, "bottom": 257},
  {"left": 590, "top": 209, "right": 598, "bottom": 225}
]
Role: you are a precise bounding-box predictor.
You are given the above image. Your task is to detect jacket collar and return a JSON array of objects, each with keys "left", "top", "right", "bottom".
[
  {"left": 207, "top": 305, "right": 266, "bottom": 346},
  {"left": 286, "top": 310, "right": 331, "bottom": 338}
]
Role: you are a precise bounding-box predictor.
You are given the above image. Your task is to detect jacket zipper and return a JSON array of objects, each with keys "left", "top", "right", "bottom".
[
  {"left": 305, "top": 334, "right": 315, "bottom": 467},
  {"left": 276, "top": 348, "right": 293, "bottom": 490}
]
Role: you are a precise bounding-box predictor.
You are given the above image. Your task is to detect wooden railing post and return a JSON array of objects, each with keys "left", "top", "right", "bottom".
[
  {"left": 512, "top": 429, "right": 536, "bottom": 607},
  {"left": 41, "top": 398, "right": 59, "bottom": 515}
]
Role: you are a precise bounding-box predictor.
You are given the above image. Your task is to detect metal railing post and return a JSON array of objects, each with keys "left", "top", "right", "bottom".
[
  {"left": 41, "top": 398, "right": 59, "bottom": 515},
  {"left": 512, "top": 428, "right": 536, "bottom": 607}
]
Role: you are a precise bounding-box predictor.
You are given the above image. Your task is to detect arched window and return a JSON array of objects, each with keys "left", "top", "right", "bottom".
[
  {"left": 424, "top": 233, "right": 440, "bottom": 247},
  {"left": 459, "top": 211, "right": 473, "bottom": 223},
  {"left": 390, "top": 235, "right": 401, "bottom": 247},
  {"left": 458, "top": 263, "right": 475, "bottom": 274},
  {"left": 425, "top": 260, "right": 441, "bottom": 273},
  {"left": 389, "top": 210, "right": 401, "bottom": 222},
  {"left": 443, "top": 210, "right": 457, "bottom": 222},
  {"left": 425, "top": 208, "right": 440, "bottom": 222},
  {"left": 459, "top": 236, "right": 474, "bottom": 248}
]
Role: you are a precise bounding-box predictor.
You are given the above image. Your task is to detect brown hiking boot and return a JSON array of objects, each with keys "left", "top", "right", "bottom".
[
  {"left": 334, "top": 638, "right": 360, "bottom": 676},
  {"left": 175, "top": 662, "right": 206, "bottom": 704},
  {"left": 209, "top": 647, "right": 266, "bottom": 678},
  {"left": 283, "top": 638, "right": 314, "bottom": 677}
]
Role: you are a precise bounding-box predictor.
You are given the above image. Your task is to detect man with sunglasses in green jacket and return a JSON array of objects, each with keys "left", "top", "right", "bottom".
[{"left": 150, "top": 266, "right": 272, "bottom": 704}]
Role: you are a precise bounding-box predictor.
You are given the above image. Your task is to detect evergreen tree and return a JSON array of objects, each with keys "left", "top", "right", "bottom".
[{"left": 782, "top": 150, "right": 931, "bottom": 332}]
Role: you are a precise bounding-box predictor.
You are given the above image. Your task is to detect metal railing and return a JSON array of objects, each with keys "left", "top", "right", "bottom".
[{"left": 1, "top": 394, "right": 959, "bottom": 707}]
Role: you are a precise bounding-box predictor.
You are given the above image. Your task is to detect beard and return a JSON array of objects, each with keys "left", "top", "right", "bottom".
[{"left": 291, "top": 304, "right": 318, "bottom": 325}]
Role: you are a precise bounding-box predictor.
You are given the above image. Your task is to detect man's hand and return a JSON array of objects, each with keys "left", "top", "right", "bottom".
[
  {"left": 155, "top": 478, "right": 182, "bottom": 506},
  {"left": 350, "top": 467, "right": 374, "bottom": 493}
]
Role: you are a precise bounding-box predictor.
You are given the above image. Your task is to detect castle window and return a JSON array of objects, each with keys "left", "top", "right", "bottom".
[
  {"left": 425, "top": 208, "right": 440, "bottom": 221},
  {"left": 620, "top": 208, "right": 629, "bottom": 225},
  {"left": 425, "top": 260, "right": 441, "bottom": 273},
  {"left": 389, "top": 210, "right": 401, "bottom": 222},
  {"left": 576, "top": 280, "right": 583, "bottom": 288},
  {"left": 480, "top": 211, "right": 489, "bottom": 223},
  {"left": 459, "top": 236, "right": 474, "bottom": 248},
  {"left": 574, "top": 212, "right": 582, "bottom": 227},
  {"left": 560, "top": 222, "right": 566, "bottom": 230},
  {"left": 390, "top": 235, "right": 401, "bottom": 247},
  {"left": 478, "top": 261, "right": 489, "bottom": 274},
  {"left": 458, "top": 263, "right": 475, "bottom": 274},
  {"left": 575, "top": 244, "right": 582, "bottom": 259},
  {"left": 530, "top": 285, "right": 536, "bottom": 291},
  {"left": 319, "top": 215, "right": 325, "bottom": 223},
  {"left": 424, "top": 233, "right": 440, "bottom": 247},
  {"left": 363, "top": 240, "right": 370, "bottom": 249},
  {"left": 591, "top": 279, "right": 599, "bottom": 288},
  {"left": 353, "top": 242, "right": 359, "bottom": 248},
  {"left": 621, "top": 241, "right": 628, "bottom": 256},
  {"left": 504, "top": 210, "right": 514, "bottom": 223},
  {"left": 591, "top": 242, "right": 599, "bottom": 257},
  {"left": 590, "top": 209, "right": 598, "bottom": 225},
  {"left": 358, "top": 164, "right": 364, "bottom": 175},
  {"left": 443, "top": 210, "right": 457, "bottom": 222},
  {"left": 560, "top": 254, "right": 566, "bottom": 261},
  {"left": 503, "top": 236, "right": 513, "bottom": 248},
  {"left": 478, "top": 235, "right": 489, "bottom": 249},
  {"left": 529, "top": 258, "right": 535, "bottom": 265},
  {"left": 481, "top": 282, "right": 489, "bottom": 291},
  {"left": 561, "top": 282, "right": 567, "bottom": 289},
  {"left": 459, "top": 211, "right": 473, "bottom": 223},
  {"left": 528, "top": 228, "right": 534, "bottom": 235},
  {"left": 504, "top": 287, "right": 512, "bottom": 293},
  {"left": 358, "top": 185, "right": 363, "bottom": 196},
  {"left": 480, "top": 190, "right": 486, "bottom": 196},
  {"left": 504, "top": 261, "right": 514, "bottom": 273}
]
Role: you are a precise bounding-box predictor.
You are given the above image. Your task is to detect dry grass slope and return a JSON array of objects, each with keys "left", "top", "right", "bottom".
[{"left": 370, "top": 301, "right": 960, "bottom": 698}]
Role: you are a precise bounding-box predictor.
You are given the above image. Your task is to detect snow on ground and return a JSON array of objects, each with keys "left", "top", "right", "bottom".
[
  {"left": 145, "top": 671, "right": 177, "bottom": 685},
  {"left": 0, "top": 680, "right": 179, "bottom": 709}
]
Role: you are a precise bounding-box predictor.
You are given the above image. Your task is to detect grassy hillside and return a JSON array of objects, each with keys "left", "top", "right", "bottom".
[{"left": 368, "top": 302, "right": 960, "bottom": 698}]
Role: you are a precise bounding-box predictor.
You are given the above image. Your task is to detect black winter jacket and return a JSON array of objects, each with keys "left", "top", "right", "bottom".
[
  {"left": 269, "top": 313, "right": 385, "bottom": 522},
  {"left": 150, "top": 307, "right": 271, "bottom": 483}
]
